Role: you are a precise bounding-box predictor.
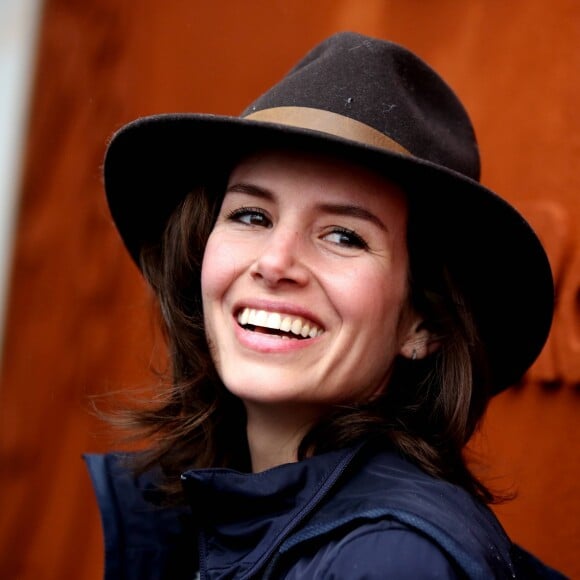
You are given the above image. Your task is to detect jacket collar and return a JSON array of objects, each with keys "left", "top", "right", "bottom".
[{"left": 180, "top": 444, "right": 362, "bottom": 579}]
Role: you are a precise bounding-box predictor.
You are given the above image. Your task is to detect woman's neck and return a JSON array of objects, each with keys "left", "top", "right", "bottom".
[{"left": 244, "top": 402, "right": 321, "bottom": 472}]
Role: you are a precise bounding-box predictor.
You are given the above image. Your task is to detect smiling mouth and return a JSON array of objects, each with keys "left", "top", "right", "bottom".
[{"left": 236, "top": 308, "right": 324, "bottom": 340}]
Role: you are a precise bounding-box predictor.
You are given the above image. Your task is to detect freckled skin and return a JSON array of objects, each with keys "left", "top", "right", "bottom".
[{"left": 201, "top": 150, "right": 424, "bottom": 426}]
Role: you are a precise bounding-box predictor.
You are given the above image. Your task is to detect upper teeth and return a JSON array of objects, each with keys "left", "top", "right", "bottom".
[{"left": 237, "top": 308, "right": 323, "bottom": 338}]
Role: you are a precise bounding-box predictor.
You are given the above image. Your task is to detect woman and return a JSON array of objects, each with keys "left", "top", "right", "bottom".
[{"left": 85, "top": 32, "right": 562, "bottom": 578}]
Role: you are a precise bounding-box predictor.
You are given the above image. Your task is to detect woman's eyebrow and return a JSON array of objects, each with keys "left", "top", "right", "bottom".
[
  {"left": 225, "top": 184, "right": 387, "bottom": 231},
  {"left": 317, "top": 203, "right": 387, "bottom": 231},
  {"left": 225, "top": 182, "right": 274, "bottom": 200}
]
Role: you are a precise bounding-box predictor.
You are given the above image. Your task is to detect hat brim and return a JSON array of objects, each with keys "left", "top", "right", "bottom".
[{"left": 103, "top": 113, "right": 554, "bottom": 393}]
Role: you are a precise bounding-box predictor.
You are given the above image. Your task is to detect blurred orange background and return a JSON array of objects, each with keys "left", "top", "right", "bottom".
[{"left": 1, "top": 1, "right": 578, "bottom": 577}]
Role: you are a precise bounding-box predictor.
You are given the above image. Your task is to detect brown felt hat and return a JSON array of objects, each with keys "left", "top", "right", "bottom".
[{"left": 103, "top": 31, "right": 554, "bottom": 392}]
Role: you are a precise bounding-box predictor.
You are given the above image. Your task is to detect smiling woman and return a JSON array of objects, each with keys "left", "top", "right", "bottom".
[
  {"left": 202, "top": 150, "right": 417, "bottom": 471},
  {"left": 85, "top": 32, "right": 562, "bottom": 579}
]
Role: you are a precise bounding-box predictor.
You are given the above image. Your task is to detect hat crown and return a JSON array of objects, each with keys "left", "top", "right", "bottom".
[{"left": 243, "top": 32, "right": 480, "bottom": 180}]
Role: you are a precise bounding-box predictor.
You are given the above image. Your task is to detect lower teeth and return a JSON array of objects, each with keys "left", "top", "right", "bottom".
[{"left": 242, "top": 324, "right": 302, "bottom": 339}]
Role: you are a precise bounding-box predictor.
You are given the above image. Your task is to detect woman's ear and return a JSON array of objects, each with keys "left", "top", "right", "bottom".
[{"left": 399, "top": 317, "right": 440, "bottom": 361}]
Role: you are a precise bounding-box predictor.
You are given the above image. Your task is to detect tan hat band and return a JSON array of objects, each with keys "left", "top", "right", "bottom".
[{"left": 244, "top": 106, "right": 411, "bottom": 157}]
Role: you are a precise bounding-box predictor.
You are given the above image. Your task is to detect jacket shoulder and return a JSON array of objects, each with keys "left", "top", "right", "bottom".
[
  {"left": 275, "top": 450, "right": 514, "bottom": 579},
  {"left": 282, "top": 519, "right": 460, "bottom": 579}
]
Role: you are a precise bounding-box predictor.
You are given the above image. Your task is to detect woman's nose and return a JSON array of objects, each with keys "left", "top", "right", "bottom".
[{"left": 250, "top": 227, "right": 309, "bottom": 287}]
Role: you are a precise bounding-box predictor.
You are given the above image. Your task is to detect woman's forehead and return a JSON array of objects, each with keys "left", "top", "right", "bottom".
[{"left": 227, "top": 148, "right": 408, "bottom": 211}]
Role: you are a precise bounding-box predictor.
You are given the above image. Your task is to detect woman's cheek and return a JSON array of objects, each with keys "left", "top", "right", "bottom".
[
  {"left": 201, "top": 233, "right": 245, "bottom": 300},
  {"left": 201, "top": 235, "right": 225, "bottom": 300}
]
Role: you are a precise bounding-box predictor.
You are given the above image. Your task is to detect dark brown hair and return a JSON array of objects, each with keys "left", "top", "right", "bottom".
[{"left": 125, "top": 177, "right": 495, "bottom": 504}]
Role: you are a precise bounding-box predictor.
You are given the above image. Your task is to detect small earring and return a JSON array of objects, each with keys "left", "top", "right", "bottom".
[{"left": 411, "top": 348, "right": 417, "bottom": 361}]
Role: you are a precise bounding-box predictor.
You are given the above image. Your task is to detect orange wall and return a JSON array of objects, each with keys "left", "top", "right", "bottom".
[{"left": 1, "top": 1, "right": 578, "bottom": 577}]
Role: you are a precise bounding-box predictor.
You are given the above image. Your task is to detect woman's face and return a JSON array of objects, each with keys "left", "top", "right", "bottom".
[{"left": 201, "top": 149, "right": 422, "bottom": 413}]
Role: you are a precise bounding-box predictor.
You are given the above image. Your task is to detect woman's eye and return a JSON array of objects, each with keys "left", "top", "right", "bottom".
[
  {"left": 323, "top": 227, "right": 369, "bottom": 249},
  {"left": 226, "top": 207, "right": 272, "bottom": 227}
]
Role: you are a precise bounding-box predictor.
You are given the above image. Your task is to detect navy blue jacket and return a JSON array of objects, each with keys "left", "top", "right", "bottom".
[{"left": 85, "top": 444, "right": 566, "bottom": 579}]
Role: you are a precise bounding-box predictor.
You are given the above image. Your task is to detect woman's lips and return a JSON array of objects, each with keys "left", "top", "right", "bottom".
[
  {"left": 236, "top": 307, "right": 324, "bottom": 339},
  {"left": 232, "top": 306, "right": 325, "bottom": 353}
]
